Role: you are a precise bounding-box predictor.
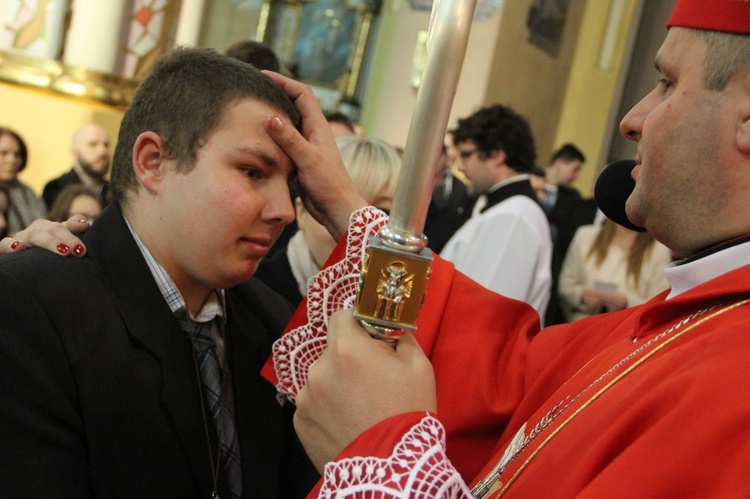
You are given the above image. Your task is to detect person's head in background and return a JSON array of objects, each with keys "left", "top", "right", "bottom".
[
  {"left": 0, "top": 184, "right": 9, "bottom": 238},
  {"left": 71, "top": 124, "right": 111, "bottom": 183},
  {"left": 451, "top": 104, "right": 536, "bottom": 197},
  {"left": 224, "top": 40, "right": 281, "bottom": 72},
  {"left": 546, "top": 143, "right": 585, "bottom": 187},
  {"left": 325, "top": 111, "right": 356, "bottom": 138},
  {"left": 0, "top": 127, "right": 28, "bottom": 184},
  {"left": 529, "top": 165, "right": 548, "bottom": 203},
  {"left": 48, "top": 184, "right": 103, "bottom": 224},
  {"left": 297, "top": 135, "right": 400, "bottom": 267}
]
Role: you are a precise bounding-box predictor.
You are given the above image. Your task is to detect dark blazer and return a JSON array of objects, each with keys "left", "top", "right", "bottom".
[
  {"left": 0, "top": 204, "right": 317, "bottom": 498},
  {"left": 424, "top": 174, "right": 475, "bottom": 253},
  {"left": 43, "top": 169, "right": 110, "bottom": 209}
]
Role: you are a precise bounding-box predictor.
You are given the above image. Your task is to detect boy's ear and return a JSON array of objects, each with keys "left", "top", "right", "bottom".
[{"left": 132, "top": 131, "right": 170, "bottom": 194}]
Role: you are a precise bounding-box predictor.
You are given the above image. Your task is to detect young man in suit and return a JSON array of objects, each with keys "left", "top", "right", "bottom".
[{"left": 0, "top": 48, "right": 363, "bottom": 498}]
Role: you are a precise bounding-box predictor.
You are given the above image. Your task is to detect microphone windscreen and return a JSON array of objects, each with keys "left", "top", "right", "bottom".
[{"left": 594, "top": 159, "right": 646, "bottom": 232}]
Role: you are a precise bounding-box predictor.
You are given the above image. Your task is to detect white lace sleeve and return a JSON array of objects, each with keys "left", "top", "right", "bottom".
[
  {"left": 318, "top": 414, "right": 472, "bottom": 498},
  {"left": 271, "top": 206, "right": 389, "bottom": 403}
]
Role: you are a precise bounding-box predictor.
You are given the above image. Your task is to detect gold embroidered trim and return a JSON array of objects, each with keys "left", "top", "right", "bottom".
[{"left": 474, "top": 295, "right": 750, "bottom": 498}]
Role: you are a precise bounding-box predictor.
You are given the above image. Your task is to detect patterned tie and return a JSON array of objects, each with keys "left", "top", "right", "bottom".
[{"left": 180, "top": 317, "right": 243, "bottom": 499}]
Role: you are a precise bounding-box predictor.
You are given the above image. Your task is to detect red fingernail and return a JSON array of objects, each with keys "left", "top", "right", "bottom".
[
  {"left": 57, "top": 243, "right": 70, "bottom": 254},
  {"left": 10, "top": 241, "right": 19, "bottom": 249},
  {"left": 73, "top": 244, "right": 85, "bottom": 256}
]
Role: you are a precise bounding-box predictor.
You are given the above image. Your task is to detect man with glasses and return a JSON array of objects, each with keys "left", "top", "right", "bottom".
[{"left": 440, "top": 104, "right": 552, "bottom": 323}]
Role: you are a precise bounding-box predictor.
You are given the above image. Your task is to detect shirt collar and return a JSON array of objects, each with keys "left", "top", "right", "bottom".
[
  {"left": 123, "top": 215, "right": 226, "bottom": 321},
  {"left": 485, "top": 174, "right": 530, "bottom": 195},
  {"left": 665, "top": 238, "right": 750, "bottom": 299}
]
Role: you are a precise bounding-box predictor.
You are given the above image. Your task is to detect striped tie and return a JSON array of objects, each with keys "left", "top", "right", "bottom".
[{"left": 181, "top": 318, "right": 243, "bottom": 498}]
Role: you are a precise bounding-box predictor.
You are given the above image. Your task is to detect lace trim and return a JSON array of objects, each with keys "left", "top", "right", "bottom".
[
  {"left": 319, "top": 414, "right": 471, "bottom": 498},
  {"left": 271, "top": 206, "right": 389, "bottom": 402}
]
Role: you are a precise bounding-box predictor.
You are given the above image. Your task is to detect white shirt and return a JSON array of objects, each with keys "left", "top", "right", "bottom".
[
  {"left": 666, "top": 239, "right": 750, "bottom": 299},
  {"left": 441, "top": 178, "right": 552, "bottom": 324}
]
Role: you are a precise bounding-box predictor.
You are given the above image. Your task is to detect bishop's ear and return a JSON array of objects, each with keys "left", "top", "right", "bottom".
[{"left": 132, "top": 131, "right": 171, "bottom": 194}]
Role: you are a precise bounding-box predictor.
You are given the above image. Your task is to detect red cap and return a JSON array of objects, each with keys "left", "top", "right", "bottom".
[{"left": 667, "top": 0, "right": 750, "bottom": 34}]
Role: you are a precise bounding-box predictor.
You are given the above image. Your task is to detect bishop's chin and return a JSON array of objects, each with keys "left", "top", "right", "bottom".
[{"left": 624, "top": 197, "right": 648, "bottom": 230}]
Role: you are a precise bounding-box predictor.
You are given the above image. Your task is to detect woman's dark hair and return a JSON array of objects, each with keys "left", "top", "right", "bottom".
[
  {"left": 0, "top": 183, "right": 10, "bottom": 238},
  {"left": 0, "top": 127, "right": 28, "bottom": 172},
  {"left": 451, "top": 104, "right": 536, "bottom": 173},
  {"left": 47, "top": 184, "right": 100, "bottom": 222}
]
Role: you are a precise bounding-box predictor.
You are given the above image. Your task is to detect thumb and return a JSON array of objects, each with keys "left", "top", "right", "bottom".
[
  {"left": 265, "top": 114, "right": 310, "bottom": 159},
  {"left": 393, "top": 331, "right": 427, "bottom": 359}
]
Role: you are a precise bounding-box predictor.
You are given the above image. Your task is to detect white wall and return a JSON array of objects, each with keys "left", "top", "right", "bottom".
[{"left": 362, "top": 0, "right": 505, "bottom": 147}]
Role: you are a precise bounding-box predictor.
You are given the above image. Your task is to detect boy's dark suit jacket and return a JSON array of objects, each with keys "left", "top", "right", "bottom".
[{"left": 0, "top": 204, "right": 317, "bottom": 497}]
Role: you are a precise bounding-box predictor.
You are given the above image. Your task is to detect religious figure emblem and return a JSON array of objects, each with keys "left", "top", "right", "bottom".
[{"left": 375, "top": 262, "right": 414, "bottom": 322}]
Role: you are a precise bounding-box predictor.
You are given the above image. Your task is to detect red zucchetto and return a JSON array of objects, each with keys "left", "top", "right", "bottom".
[{"left": 668, "top": 0, "right": 750, "bottom": 33}]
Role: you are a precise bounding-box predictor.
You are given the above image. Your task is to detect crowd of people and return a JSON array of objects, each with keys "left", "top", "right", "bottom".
[
  {"left": 0, "top": 123, "right": 107, "bottom": 240},
  {"left": 1, "top": 0, "right": 748, "bottom": 496},
  {"left": 0, "top": 110, "right": 639, "bottom": 328}
]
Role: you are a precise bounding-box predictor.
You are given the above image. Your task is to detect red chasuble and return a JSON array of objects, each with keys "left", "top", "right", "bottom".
[
  {"left": 262, "top": 208, "right": 750, "bottom": 497},
  {"left": 326, "top": 262, "right": 750, "bottom": 497},
  {"left": 261, "top": 207, "right": 541, "bottom": 483}
]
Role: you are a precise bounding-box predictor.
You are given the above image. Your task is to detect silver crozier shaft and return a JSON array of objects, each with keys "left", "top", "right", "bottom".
[
  {"left": 381, "top": 0, "right": 478, "bottom": 251},
  {"left": 353, "top": 0, "right": 477, "bottom": 340}
]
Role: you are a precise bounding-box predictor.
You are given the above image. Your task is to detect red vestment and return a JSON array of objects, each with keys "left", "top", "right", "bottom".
[
  {"left": 262, "top": 208, "right": 750, "bottom": 497},
  {"left": 327, "top": 259, "right": 750, "bottom": 497},
  {"left": 262, "top": 207, "right": 539, "bottom": 482}
]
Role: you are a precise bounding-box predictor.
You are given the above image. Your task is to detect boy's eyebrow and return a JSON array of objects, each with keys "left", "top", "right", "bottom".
[
  {"left": 235, "top": 145, "right": 298, "bottom": 181},
  {"left": 235, "top": 146, "right": 278, "bottom": 168}
]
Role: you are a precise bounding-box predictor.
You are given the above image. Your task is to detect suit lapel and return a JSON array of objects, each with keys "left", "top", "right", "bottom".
[
  {"left": 226, "top": 283, "right": 322, "bottom": 496},
  {"left": 83, "top": 204, "right": 221, "bottom": 496},
  {"left": 225, "top": 287, "right": 286, "bottom": 496}
]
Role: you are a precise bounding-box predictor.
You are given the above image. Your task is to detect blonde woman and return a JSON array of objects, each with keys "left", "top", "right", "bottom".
[{"left": 558, "top": 220, "right": 673, "bottom": 322}]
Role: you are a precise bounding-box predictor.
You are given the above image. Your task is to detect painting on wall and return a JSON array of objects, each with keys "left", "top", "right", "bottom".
[
  {"left": 292, "top": 0, "right": 358, "bottom": 86},
  {"left": 526, "top": 0, "right": 570, "bottom": 56}
]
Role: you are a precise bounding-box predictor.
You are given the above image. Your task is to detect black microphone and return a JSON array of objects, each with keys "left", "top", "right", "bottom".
[{"left": 594, "top": 159, "right": 646, "bottom": 232}]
